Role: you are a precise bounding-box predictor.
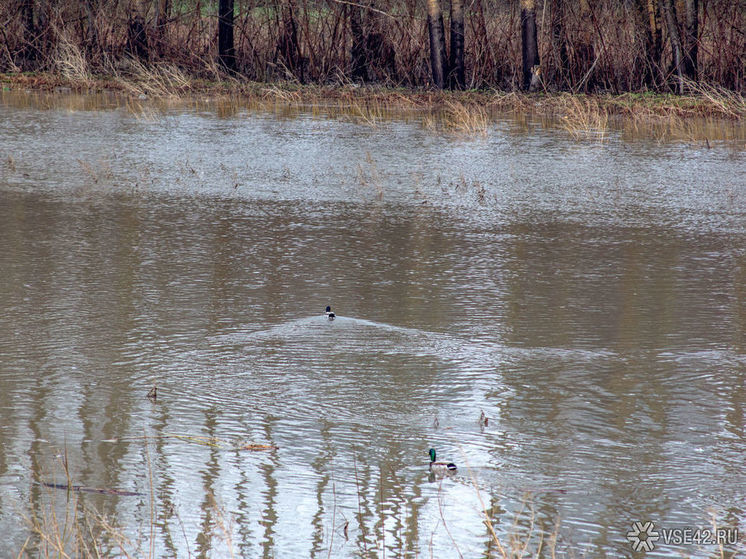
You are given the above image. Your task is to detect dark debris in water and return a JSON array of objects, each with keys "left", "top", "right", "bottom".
[{"left": 41, "top": 482, "right": 142, "bottom": 497}]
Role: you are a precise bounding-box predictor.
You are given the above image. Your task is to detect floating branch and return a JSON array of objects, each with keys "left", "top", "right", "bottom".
[
  {"left": 240, "top": 443, "right": 279, "bottom": 451},
  {"left": 41, "top": 482, "right": 142, "bottom": 496},
  {"left": 162, "top": 432, "right": 278, "bottom": 451}
]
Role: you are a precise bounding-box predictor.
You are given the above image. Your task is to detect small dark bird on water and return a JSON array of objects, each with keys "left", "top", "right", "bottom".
[{"left": 325, "top": 306, "right": 335, "bottom": 320}]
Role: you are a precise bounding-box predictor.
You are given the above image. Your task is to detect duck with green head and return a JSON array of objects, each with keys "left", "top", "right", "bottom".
[{"left": 429, "top": 448, "right": 457, "bottom": 474}]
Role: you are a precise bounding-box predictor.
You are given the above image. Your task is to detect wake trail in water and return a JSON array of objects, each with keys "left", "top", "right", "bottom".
[{"left": 206, "top": 314, "right": 620, "bottom": 373}]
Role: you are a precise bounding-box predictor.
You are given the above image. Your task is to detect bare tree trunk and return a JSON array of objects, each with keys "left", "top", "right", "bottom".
[
  {"left": 218, "top": 0, "right": 236, "bottom": 71},
  {"left": 636, "top": 0, "right": 663, "bottom": 88},
  {"left": 574, "top": 0, "right": 596, "bottom": 90},
  {"left": 550, "top": 0, "right": 569, "bottom": 89},
  {"left": 22, "top": 0, "right": 37, "bottom": 63},
  {"left": 683, "top": 0, "right": 698, "bottom": 80},
  {"left": 520, "top": 0, "right": 539, "bottom": 91},
  {"left": 84, "top": 0, "right": 99, "bottom": 52},
  {"left": 154, "top": 0, "right": 171, "bottom": 57},
  {"left": 278, "top": 0, "right": 303, "bottom": 81},
  {"left": 472, "top": 0, "right": 494, "bottom": 84},
  {"left": 23, "top": 0, "right": 35, "bottom": 40},
  {"left": 426, "top": 0, "right": 447, "bottom": 88},
  {"left": 156, "top": 0, "right": 170, "bottom": 29},
  {"left": 448, "top": 0, "right": 465, "bottom": 89},
  {"left": 661, "top": 0, "right": 684, "bottom": 93},
  {"left": 349, "top": 5, "right": 366, "bottom": 80},
  {"left": 127, "top": 12, "right": 149, "bottom": 60},
  {"left": 365, "top": 10, "right": 396, "bottom": 81}
]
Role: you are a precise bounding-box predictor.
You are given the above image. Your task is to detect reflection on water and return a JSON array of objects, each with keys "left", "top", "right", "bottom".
[{"left": 0, "top": 93, "right": 745, "bottom": 558}]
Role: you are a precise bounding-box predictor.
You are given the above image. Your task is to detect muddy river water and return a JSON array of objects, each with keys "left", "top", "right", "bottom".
[{"left": 0, "top": 92, "right": 745, "bottom": 557}]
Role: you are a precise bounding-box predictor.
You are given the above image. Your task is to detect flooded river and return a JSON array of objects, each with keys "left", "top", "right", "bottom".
[{"left": 0, "top": 92, "right": 744, "bottom": 558}]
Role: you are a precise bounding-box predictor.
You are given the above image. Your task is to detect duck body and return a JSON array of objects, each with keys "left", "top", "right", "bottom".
[
  {"left": 325, "top": 306, "right": 335, "bottom": 320},
  {"left": 429, "top": 448, "right": 457, "bottom": 474}
]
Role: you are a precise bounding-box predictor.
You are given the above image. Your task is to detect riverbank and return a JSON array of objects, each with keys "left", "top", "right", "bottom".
[
  {"left": 2, "top": 71, "right": 744, "bottom": 121},
  {"left": 2, "top": 58, "right": 745, "bottom": 559},
  {"left": 3, "top": 70, "right": 746, "bottom": 145}
]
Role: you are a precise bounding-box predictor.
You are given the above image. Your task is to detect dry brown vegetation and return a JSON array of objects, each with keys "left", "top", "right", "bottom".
[
  {"left": 1, "top": 0, "right": 744, "bottom": 133},
  {"left": 19, "top": 448, "right": 563, "bottom": 559},
  {"left": 2, "top": 0, "right": 745, "bottom": 145},
  {"left": 1, "top": 0, "right": 743, "bottom": 93},
  {"left": 3, "top": 72, "right": 744, "bottom": 120},
  {"left": 3, "top": 72, "right": 744, "bottom": 146}
]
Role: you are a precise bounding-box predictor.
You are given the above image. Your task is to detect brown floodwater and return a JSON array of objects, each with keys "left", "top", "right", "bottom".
[{"left": 0, "top": 91, "right": 745, "bottom": 558}]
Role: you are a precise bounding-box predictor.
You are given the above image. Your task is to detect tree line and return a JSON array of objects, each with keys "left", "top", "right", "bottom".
[{"left": 3, "top": 0, "right": 744, "bottom": 92}]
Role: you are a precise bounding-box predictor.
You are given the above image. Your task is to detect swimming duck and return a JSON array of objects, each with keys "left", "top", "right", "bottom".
[
  {"left": 429, "top": 448, "right": 457, "bottom": 474},
  {"left": 325, "top": 306, "right": 335, "bottom": 320}
]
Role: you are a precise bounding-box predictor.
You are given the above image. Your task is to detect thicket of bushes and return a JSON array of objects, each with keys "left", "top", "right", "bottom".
[{"left": 1, "top": 0, "right": 743, "bottom": 92}]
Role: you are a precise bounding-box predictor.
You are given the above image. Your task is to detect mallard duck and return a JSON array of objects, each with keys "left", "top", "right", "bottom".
[
  {"left": 429, "top": 448, "right": 457, "bottom": 473},
  {"left": 325, "top": 306, "right": 335, "bottom": 320}
]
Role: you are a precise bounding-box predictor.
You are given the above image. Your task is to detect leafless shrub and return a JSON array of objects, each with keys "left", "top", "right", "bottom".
[{"left": 0, "top": 0, "right": 742, "bottom": 92}]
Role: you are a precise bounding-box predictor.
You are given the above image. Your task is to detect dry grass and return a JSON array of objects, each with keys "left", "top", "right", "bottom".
[
  {"left": 20, "top": 451, "right": 142, "bottom": 559},
  {"left": 441, "top": 100, "right": 489, "bottom": 136},
  {"left": 76, "top": 158, "right": 113, "bottom": 184},
  {"left": 261, "top": 84, "right": 303, "bottom": 104},
  {"left": 687, "top": 80, "right": 746, "bottom": 120},
  {"left": 25, "top": 440, "right": 741, "bottom": 559},
  {"left": 458, "top": 450, "right": 560, "bottom": 559},
  {"left": 356, "top": 151, "right": 385, "bottom": 200},
  {"left": 72, "top": 157, "right": 117, "bottom": 198},
  {"left": 21, "top": 459, "right": 737, "bottom": 559},
  {"left": 52, "top": 33, "right": 92, "bottom": 88},
  {"left": 558, "top": 95, "right": 609, "bottom": 141},
  {"left": 2, "top": 71, "right": 744, "bottom": 121},
  {"left": 125, "top": 98, "right": 163, "bottom": 122},
  {"left": 110, "top": 58, "right": 192, "bottom": 99},
  {"left": 347, "top": 99, "right": 388, "bottom": 128},
  {"left": 1, "top": 74, "right": 744, "bottom": 146}
]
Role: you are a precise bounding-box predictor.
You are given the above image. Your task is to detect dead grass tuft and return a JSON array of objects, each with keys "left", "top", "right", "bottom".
[
  {"left": 558, "top": 95, "right": 609, "bottom": 141},
  {"left": 356, "top": 152, "right": 384, "bottom": 199},
  {"left": 53, "top": 32, "right": 92, "bottom": 88},
  {"left": 686, "top": 80, "right": 746, "bottom": 119},
  {"left": 442, "top": 100, "right": 489, "bottom": 136},
  {"left": 347, "top": 98, "right": 388, "bottom": 128},
  {"left": 113, "top": 58, "right": 192, "bottom": 98}
]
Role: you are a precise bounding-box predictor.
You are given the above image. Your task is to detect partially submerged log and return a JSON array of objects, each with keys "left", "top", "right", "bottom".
[{"left": 41, "top": 482, "right": 142, "bottom": 496}]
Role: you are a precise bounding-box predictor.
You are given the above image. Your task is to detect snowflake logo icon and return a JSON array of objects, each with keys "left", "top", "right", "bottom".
[{"left": 627, "top": 521, "right": 660, "bottom": 552}]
